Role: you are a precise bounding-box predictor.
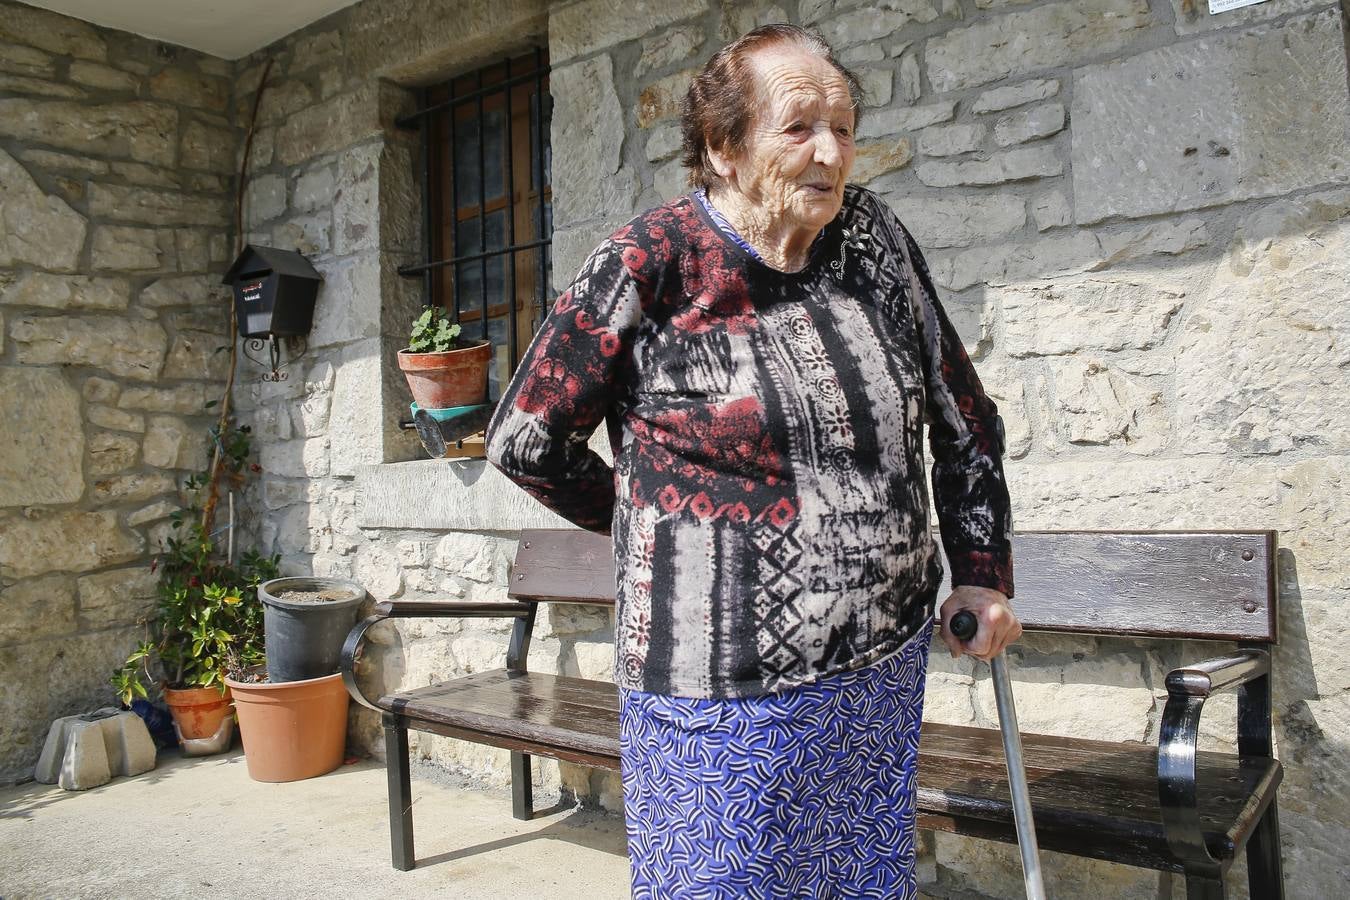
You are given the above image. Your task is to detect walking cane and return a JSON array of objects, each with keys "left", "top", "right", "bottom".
[{"left": 949, "top": 610, "right": 1046, "bottom": 900}]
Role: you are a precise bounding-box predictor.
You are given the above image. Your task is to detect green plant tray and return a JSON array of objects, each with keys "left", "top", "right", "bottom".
[
  {"left": 410, "top": 401, "right": 495, "bottom": 457},
  {"left": 409, "top": 401, "right": 488, "bottom": 422}
]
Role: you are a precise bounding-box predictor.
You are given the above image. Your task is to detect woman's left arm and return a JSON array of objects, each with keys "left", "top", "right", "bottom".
[{"left": 896, "top": 221, "right": 1019, "bottom": 660}]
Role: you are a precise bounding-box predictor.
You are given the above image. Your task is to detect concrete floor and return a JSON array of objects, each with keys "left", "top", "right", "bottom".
[{"left": 0, "top": 749, "right": 633, "bottom": 900}]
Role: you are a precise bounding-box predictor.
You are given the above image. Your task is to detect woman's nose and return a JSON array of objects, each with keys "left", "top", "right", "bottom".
[{"left": 813, "top": 128, "right": 842, "bottom": 168}]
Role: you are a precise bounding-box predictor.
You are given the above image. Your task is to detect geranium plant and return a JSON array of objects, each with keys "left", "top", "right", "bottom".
[{"left": 407, "top": 306, "right": 464, "bottom": 352}]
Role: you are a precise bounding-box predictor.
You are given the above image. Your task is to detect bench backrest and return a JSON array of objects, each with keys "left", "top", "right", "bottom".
[{"left": 510, "top": 529, "right": 1278, "bottom": 644}]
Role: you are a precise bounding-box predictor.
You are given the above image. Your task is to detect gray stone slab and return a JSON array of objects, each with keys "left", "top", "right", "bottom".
[
  {"left": 883, "top": 194, "right": 1026, "bottom": 249},
  {"left": 1175, "top": 187, "right": 1350, "bottom": 454},
  {"left": 10, "top": 315, "right": 168, "bottom": 381},
  {"left": 550, "top": 0, "right": 707, "bottom": 62},
  {"left": 0, "top": 149, "right": 86, "bottom": 270},
  {"left": 0, "top": 367, "right": 84, "bottom": 506},
  {"left": 1072, "top": 10, "right": 1350, "bottom": 223},
  {"left": 973, "top": 79, "right": 1060, "bottom": 116},
  {"left": 926, "top": 0, "right": 1153, "bottom": 92},
  {"left": 0, "top": 99, "right": 176, "bottom": 167},
  {"left": 0, "top": 510, "right": 142, "bottom": 580}
]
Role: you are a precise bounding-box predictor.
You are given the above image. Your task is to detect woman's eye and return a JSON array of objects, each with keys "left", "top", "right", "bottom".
[
  {"left": 836, "top": 126, "right": 853, "bottom": 138},
  {"left": 786, "top": 122, "right": 808, "bottom": 135}
]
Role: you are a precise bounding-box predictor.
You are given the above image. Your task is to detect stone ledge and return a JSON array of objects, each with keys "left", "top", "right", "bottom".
[{"left": 354, "top": 458, "right": 575, "bottom": 531}]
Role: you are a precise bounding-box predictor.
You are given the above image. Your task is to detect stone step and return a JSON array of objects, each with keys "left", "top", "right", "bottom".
[{"left": 35, "top": 707, "right": 157, "bottom": 790}]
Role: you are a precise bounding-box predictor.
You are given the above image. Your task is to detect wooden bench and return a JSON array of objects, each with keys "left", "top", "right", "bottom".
[{"left": 341, "top": 528, "right": 1284, "bottom": 898}]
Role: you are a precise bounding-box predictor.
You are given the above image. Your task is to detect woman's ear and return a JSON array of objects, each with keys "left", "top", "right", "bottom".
[{"left": 707, "top": 145, "right": 735, "bottom": 181}]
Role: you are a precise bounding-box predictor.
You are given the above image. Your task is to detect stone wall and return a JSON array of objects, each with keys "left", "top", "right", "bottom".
[
  {"left": 0, "top": 2, "right": 240, "bottom": 782},
  {"left": 2, "top": 0, "right": 1348, "bottom": 895}
]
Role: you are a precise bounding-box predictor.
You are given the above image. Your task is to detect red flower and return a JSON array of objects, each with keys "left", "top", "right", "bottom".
[
  {"left": 767, "top": 497, "right": 797, "bottom": 528},
  {"left": 689, "top": 492, "right": 715, "bottom": 519},
  {"left": 516, "top": 358, "right": 584, "bottom": 416},
  {"left": 621, "top": 246, "right": 647, "bottom": 272},
  {"left": 658, "top": 484, "right": 683, "bottom": 513},
  {"left": 721, "top": 502, "right": 751, "bottom": 523},
  {"left": 600, "top": 332, "right": 622, "bottom": 357},
  {"left": 552, "top": 289, "right": 577, "bottom": 316}
]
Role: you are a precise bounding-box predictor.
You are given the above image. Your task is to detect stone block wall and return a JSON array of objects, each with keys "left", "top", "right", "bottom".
[
  {"left": 0, "top": 1, "right": 240, "bottom": 782},
  {"left": 2, "top": 0, "right": 1348, "bottom": 895}
]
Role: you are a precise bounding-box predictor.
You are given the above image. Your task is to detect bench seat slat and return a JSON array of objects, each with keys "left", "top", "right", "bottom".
[
  {"left": 385, "top": 671, "right": 621, "bottom": 761},
  {"left": 915, "top": 741, "right": 1280, "bottom": 870},
  {"left": 379, "top": 669, "right": 1281, "bottom": 872}
]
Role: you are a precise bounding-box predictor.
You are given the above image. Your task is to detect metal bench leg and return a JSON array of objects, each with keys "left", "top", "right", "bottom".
[
  {"left": 1246, "top": 799, "right": 1285, "bottom": 900},
  {"left": 511, "top": 750, "right": 534, "bottom": 820},
  {"left": 383, "top": 713, "right": 415, "bottom": 871},
  {"left": 1184, "top": 867, "right": 1227, "bottom": 900}
]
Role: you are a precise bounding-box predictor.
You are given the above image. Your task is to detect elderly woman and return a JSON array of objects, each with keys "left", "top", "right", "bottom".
[{"left": 487, "top": 23, "right": 1020, "bottom": 898}]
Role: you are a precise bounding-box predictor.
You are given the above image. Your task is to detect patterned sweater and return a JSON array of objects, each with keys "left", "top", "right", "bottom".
[{"left": 486, "top": 185, "right": 1013, "bottom": 699}]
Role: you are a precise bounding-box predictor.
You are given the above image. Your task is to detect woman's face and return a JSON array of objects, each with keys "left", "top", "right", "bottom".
[{"left": 714, "top": 45, "right": 857, "bottom": 232}]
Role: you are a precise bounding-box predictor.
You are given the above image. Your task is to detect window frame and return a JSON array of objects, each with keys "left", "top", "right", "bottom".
[{"left": 398, "top": 48, "right": 553, "bottom": 388}]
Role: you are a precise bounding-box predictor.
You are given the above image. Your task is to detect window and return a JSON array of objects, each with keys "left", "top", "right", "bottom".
[{"left": 399, "top": 49, "right": 552, "bottom": 402}]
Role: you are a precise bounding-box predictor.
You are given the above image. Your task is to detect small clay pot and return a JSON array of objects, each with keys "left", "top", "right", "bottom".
[
  {"left": 162, "top": 684, "right": 232, "bottom": 746},
  {"left": 224, "top": 671, "right": 349, "bottom": 783},
  {"left": 397, "top": 340, "right": 491, "bottom": 410}
]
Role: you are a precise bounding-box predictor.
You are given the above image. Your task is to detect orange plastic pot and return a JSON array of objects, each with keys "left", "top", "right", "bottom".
[
  {"left": 224, "top": 672, "right": 349, "bottom": 783},
  {"left": 163, "top": 685, "right": 232, "bottom": 742},
  {"left": 397, "top": 340, "right": 491, "bottom": 410}
]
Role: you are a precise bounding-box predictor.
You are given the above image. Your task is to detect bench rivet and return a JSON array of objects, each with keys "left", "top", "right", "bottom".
[
  {"left": 517, "top": 573, "right": 524, "bottom": 581},
  {"left": 524, "top": 542, "right": 531, "bottom": 549},
  {"left": 1244, "top": 600, "right": 1258, "bottom": 613},
  {"left": 1241, "top": 549, "right": 1254, "bottom": 561}
]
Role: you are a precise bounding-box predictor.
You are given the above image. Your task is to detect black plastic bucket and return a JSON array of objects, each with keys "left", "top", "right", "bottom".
[{"left": 259, "top": 577, "right": 367, "bottom": 684}]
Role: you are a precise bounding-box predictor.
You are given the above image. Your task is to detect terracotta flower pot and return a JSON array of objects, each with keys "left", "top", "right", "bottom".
[
  {"left": 397, "top": 340, "right": 491, "bottom": 410},
  {"left": 162, "top": 685, "right": 232, "bottom": 742},
  {"left": 224, "top": 671, "right": 349, "bottom": 783}
]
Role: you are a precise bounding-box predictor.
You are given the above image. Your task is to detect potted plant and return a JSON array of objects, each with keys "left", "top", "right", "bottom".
[
  {"left": 220, "top": 576, "right": 362, "bottom": 783},
  {"left": 111, "top": 419, "right": 279, "bottom": 756},
  {"left": 397, "top": 305, "right": 492, "bottom": 410},
  {"left": 223, "top": 665, "right": 351, "bottom": 783}
]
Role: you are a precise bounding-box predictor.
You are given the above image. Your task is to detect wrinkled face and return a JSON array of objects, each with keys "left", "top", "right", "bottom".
[{"left": 714, "top": 44, "right": 857, "bottom": 231}]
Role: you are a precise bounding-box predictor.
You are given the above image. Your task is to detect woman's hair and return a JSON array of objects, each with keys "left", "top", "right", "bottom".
[{"left": 680, "top": 23, "right": 863, "bottom": 191}]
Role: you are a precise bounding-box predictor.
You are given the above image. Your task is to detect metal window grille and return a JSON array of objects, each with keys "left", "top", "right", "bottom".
[{"left": 396, "top": 49, "right": 552, "bottom": 394}]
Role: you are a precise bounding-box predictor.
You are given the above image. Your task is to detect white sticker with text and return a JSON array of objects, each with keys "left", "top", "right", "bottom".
[{"left": 1209, "top": 0, "right": 1269, "bottom": 13}]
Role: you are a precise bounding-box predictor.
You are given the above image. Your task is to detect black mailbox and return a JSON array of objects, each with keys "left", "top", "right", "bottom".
[{"left": 222, "top": 245, "right": 322, "bottom": 338}]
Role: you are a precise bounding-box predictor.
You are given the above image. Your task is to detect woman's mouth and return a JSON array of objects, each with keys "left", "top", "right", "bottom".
[{"left": 802, "top": 182, "right": 835, "bottom": 196}]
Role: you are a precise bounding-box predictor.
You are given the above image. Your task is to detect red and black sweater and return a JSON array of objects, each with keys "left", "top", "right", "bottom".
[{"left": 487, "top": 185, "right": 1013, "bottom": 698}]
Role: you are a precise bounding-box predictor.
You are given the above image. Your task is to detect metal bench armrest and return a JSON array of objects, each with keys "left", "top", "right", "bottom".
[
  {"left": 1157, "top": 648, "right": 1272, "bottom": 869},
  {"left": 1164, "top": 649, "right": 1269, "bottom": 698},
  {"left": 340, "top": 601, "right": 538, "bottom": 711},
  {"left": 372, "top": 600, "right": 536, "bottom": 618}
]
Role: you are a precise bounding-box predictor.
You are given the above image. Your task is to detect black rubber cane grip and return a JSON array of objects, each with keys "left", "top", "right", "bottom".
[{"left": 949, "top": 610, "right": 978, "bottom": 642}]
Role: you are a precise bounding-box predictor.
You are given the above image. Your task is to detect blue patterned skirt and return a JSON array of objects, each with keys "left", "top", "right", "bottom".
[{"left": 618, "top": 630, "right": 931, "bottom": 899}]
